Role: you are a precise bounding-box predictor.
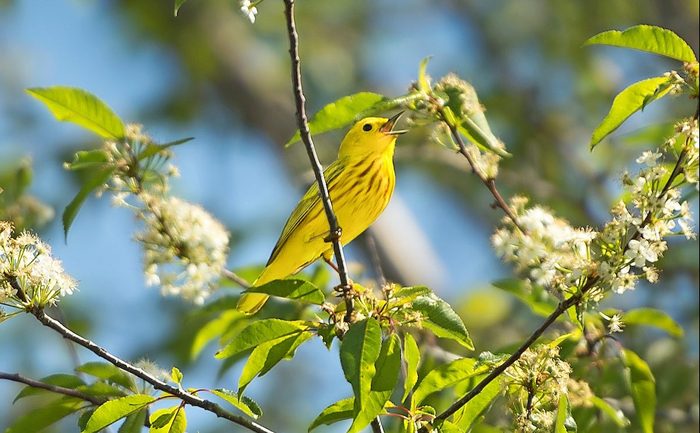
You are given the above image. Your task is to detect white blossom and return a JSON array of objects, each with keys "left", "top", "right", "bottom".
[{"left": 240, "top": 0, "right": 258, "bottom": 23}]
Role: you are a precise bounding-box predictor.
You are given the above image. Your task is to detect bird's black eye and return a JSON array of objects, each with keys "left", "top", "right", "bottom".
[{"left": 362, "top": 123, "right": 372, "bottom": 132}]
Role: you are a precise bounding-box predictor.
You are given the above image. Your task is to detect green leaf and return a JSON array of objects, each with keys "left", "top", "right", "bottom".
[
  {"left": 191, "top": 310, "right": 244, "bottom": 359},
  {"left": 13, "top": 374, "right": 86, "bottom": 402},
  {"left": 65, "top": 150, "right": 109, "bottom": 171},
  {"left": 438, "top": 421, "right": 462, "bottom": 433},
  {"left": 149, "top": 406, "right": 187, "bottom": 433},
  {"left": 63, "top": 167, "right": 115, "bottom": 240},
  {"left": 590, "top": 76, "right": 673, "bottom": 148},
  {"left": 417, "top": 56, "right": 432, "bottom": 92},
  {"left": 590, "top": 396, "right": 630, "bottom": 427},
  {"left": 238, "top": 330, "right": 313, "bottom": 395},
  {"left": 170, "top": 367, "right": 183, "bottom": 385},
  {"left": 76, "top": 362, "right": 136, "bottom": 393},
  {"left": 584, "top": 25, "right": 697, "bottom": 63},
  {"left": 412, "top": 294, "right": 474, "bottom": 350},
  {"left": 26, "top": 87, "right": 125, "bottom": 139},
  {"left": 402, "top": 333, "right": 421, "bottom": 403},
  {"left": 492, "top": 279, "right": 556, "bottom": 317},
  {"left": 137, "top": 138, "right": 193, "bottom": 161},
  {"left": 308, "top": 398, "right": 354, "bottom": 432},
  {"left": 348, "top": 333, "right": 402, "bottom": 433},
  {"left": 6, "top": 398, "right": 84, "bottom": 433},
  {"left": 391, "top": 286, "right": 432, "bottom": 307},
  {"left": 453, "top": 378, "right": 502, "bottom": 430},
  {"left": 118, "top": 410, "right": 148, "bottom": 433},
  {"left": 413, "top": 358, "right": 479, "bottom": 405},
  {"left": 244, "top": 279, "right": 325, "bottom": 305},
  {"left": 285, "top": 92, "right": 387, "bottom": 146},
  {"left": 215, "top": 319, "right": 308, "bottom": 359},
  {"left": 174, "top": 0, "right": 188, "bottom": 16},
  {"left": 340, "top": 318, "right": 382, "bottom": 429},
  {"left": 83, "top": 394, "right": 156, "bottom": 433},
  {"left": 621, "top": 349, "right": 656, "bottom": 433},
  {"left": 555, "top": 395, "right": 568, "bottom": 433},
  {"left": 76, "top": 382, "right": 127, "bottom": 399},
  {"left": 623, "top": 307, "right": 683, "bottom": 337},
  {"left": 209, "top": 389, "right": 263, "bottom": 419}
]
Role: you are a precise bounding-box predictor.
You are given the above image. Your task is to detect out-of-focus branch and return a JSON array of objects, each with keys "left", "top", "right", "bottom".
[
  {"left": 282, "top": 0, "right": 353, "bottom": 322},
  {"left": 0, "top": 371, "right": 105, "bottom": 405}
]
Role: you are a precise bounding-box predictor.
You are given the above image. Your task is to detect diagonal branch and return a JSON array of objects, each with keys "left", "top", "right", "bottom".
[
  {"left": 282, "top": 0, "right": 353, "bottom": 322},
  {"left": 29, "top": 308, "right": 275, "bottom": 433},
  {"left": 0, "top": 371, "right": 106, "bottom": 406},
  {"left": 438, "top": 107, "right": 525, "bottom": 233}
]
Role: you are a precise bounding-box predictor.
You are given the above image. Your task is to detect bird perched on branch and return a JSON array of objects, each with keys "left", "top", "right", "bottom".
[{"left": 237, "top": 112, "right": 405, "bottom": 314}]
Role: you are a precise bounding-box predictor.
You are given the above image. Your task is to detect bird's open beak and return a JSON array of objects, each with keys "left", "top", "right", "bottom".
[{"left": 380, "top": 111, "right": 407, "bottom": 135}]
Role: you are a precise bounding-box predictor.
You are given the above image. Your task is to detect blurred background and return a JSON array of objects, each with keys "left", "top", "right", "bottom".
[{"left": 0, "top": 0, "right": 698, "bottom": 432}]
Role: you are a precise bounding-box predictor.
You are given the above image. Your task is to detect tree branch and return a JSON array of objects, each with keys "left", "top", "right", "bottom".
[
  {"left": 0, "top": 371, "right": 106, "bottom": 406},
  {"left": 29, "top": 308, "right": 275, "bottom": 433},
  {"left": 282, "top": 0, "right": 354, "bottom": 322},
  {"left": 438, "top": 107, "right": 525, "bottom": 233}
]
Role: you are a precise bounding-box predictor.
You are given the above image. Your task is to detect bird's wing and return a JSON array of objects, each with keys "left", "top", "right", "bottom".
[{"left": 266, "top": 160, "right": 346, "bottom": 266}]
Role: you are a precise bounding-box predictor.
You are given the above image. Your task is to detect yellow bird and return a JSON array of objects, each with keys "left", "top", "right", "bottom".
[{"left": 237, "top": 113, "right": 405, "bottom": 314}]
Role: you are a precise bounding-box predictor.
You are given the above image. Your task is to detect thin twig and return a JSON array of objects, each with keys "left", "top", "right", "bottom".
[
  {"left": 221, "top": 269, "right": 251, "bottom": 289},
  {"left": 282, "top": 0, "right": 354, "bottom": 322},
  {"left": 438, "top": 107, "right": 525, "bottom": 233},
  {"left": 29, "top": 308, "right": 276, "bottom": 433},
  {"left": 0, "top": 371, "right": 106, "bottom": 405},
  {"left": 428, "top": 145, "right": 690, "bottom": 426}
]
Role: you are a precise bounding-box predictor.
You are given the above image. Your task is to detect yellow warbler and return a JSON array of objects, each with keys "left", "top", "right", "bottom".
[{"left": 237, "top": 113, "right": 405, "bottom": 314}]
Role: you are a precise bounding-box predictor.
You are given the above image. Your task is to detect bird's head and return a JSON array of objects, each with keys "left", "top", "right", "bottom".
[{"left": 338, "top": 112, "right": 406, "bottom": 158}]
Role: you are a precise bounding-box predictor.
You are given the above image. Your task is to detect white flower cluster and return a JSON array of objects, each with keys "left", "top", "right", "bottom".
[
  {"left": 0, "top": 222, "right": 76, "bottom": 311},
  {"left": 504, "top": 345, "right": 572, "bottom": 432},
  {"left": 493, "top": 118, "right": 697, "bottom": 303},
  {"left": 137, "top": 194, "right": 230, "bottom": 305},
  {"left": 492, "top": 198, "right": 596, "bottom": 296},
  {"left": 240, "top": 0, "right": 258, "bottom": 23}
]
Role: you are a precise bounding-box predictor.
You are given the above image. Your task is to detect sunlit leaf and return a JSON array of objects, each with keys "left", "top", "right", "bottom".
[
  {"left": 453, "top": 378, "right": 502, "bottom": 430},
  {"left": 149, "top": 406, "right": 187, "bottom": 433},
  {"left": 6, "top": 397, "right": 83, "bottom": 433},
  {"left": 623, "top": 307, "right": 683, "bottom": 337},
  {"left": 621, "top": 349, "right": 656, "bottom": 433},
  {"left": 65, "top": 150, "right": 109, "bottom": 171},
  {"left": 244, "top": 278, "right": 325, "bottom": 305},
  {"left": 585, "top": 25, "right": 697, "bottom": 63},
  {"left": 308, "top": 398, "right": 354, "bottom": 431},
  {"left": 590, "top": 76, "right": 673, "bottom": 148},
  {"left": 215, "top": 319, "right": 308, "bottom": 359},
  {"left": 75, "top": 362, "right": 136, "bottom": 393},
  {"left": 412, "top": 293, "right": 474, "bottom": 350},
  {"left": 118, "top": 410, "right": 148, "bottom": 433},
  {"left": 402, "top": 332, "right": 421, "bottom": 403},
  {"left": 170, "top": 367, "right": 183, "bottom": 385},
  {"left": 27, "top": 87, "right": 125, "bottom": 139},
  {"left": 209, "top": 389, "right": 262, "bottom": 419},
  {"left": 418, "top": 56, "right": 432, "bottom": 92},
  {"left": 191, "top": 310, "right": 244, "bottom": 359},
  {"left": 413, "top": 358, "right": 479, "bottom": 405},
  {"left": 83, "top": 394, "right": 156, "bottom": 433}
]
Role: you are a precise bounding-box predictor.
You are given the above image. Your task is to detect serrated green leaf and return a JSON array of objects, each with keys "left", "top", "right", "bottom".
[
  {"left": 621, "top": 349, "right": 656, "bottom": 433},
  {"left": 63, "top": 167, "right": 115, "bottom": 241},
  {"left": 590, "top": 76, "right": 673, "bottom": 148},
  {"left": 149, "top": 406, "right": 187, "bottom": 433},
  {"left": 238, "top": 330, "right": 313, "bottom": 395},
  {"left": 244, "top": 279, "right": 325, "bottom": 305},
  {"left": 27, "top": 87, "right": 125, "bottom": 139},
  {"left": 453, "top": 378, "right": 502, "bottom": 430},
  {"left": 590, "top": 396, "right": 630, "bottom": 427},
  {"left": 76, "top": 362, "right": 136, "bottom": 393},
  {"left": 286, "top": 92, "right": 389, "bottom": 146},
  {"left": 340, "top": 318, "right": 382, "bottom": 430},
  {"left": 215, "top": 319, "right": 308, "bottom": 359},
  {"left": 174, "top": 0, "right": 188, "bottom": 16},
  {"left": 66, "top": 150, "right": 109, "bottom": 171},
  {"left": 83, "top": 394, "right": 155, "bottom": 433},
  {"left": 170, "top": 367, "right": 183, "bottom": 385},
  {"left": 308, "top": 398, "right": 355, "bottom": 431},
  {"left": 209, "top": 389, "right": 262, "bottom": 419},
  {"left": 623, "top": 307, "right": 684, "bottom": 337},
  {"left": 413, "top": 358, "right": 479, "bottom": 405},
  {"left": 191, "top": 310, "right": 244, "bottom": 360},
  {"left": 6, "top": 397, "right": 84, "bottom": 433},
  {"left": 118, "top": 410, "right": 148, "bottom": 433},
  {"left": 412, "top": 294, "right": 473, "bottom": 350},
  {"left": 584, "top": 25, "right": 697, "bottom": 63},
  {"left": 13, "top": 374, "right": 86, "bottom": 403},
  {"left": 402, "top": 333, "right": 421, "bottom": 403},
  {"left": 348, "top": 333, "right": 402, "bottom": 433}
]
